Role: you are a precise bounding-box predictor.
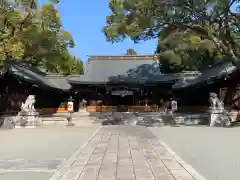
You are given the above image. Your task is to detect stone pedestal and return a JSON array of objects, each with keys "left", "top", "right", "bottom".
[
  {"left": 173, "top": 116, "right": 185, "bottom": 124},
  {"left": 14, "top": 111, "right": 42, "bottom": 128},
  {"left": 78, "top": 108, "right": 90, "bottom": 116},
  {"left": 209, "top": 110, "right": 231, "bottom": 127},
  {"left": 0, "top": 116, "right": 15, "bottom": 129},
  {"left": 228, "top": 111, "right": 238, "bottom": 123}
]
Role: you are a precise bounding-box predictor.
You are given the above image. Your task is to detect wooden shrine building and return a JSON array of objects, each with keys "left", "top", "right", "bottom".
[
  {"left": 0, "top": 60, "right": 72, "bottom": 114},
  {"left": 2, "top": 55, "right": 234, "bottom": 114},
  {"left": 68, "top": 55, "right": 182, "bottom": 111},
  {"left": 172, "top": 60, "right": 240, "bottom": 112}
]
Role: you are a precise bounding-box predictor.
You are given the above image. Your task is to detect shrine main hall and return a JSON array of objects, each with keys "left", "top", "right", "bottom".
[{"left": 0, "top": 55, "right": 238, "bottom": 113}]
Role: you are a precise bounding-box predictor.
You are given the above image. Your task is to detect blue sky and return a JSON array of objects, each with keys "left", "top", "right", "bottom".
[
  {"left": 38, "top": 0, "right": 240, "bottom": 62},
  {"left": 39, "top": 0, "right": 158, "bottom": 62}
]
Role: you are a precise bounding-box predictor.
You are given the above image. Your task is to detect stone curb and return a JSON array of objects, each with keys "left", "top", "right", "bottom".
[
  {"left": 49, "top": 126, "right": 102, "bottom": 180},
  {"left": 42, "top": 121, "right": 94, "bottom": 126},
  {"left": 158, "top": 139, "right": 207, "bottom": 180},
  {"left": 0, "top": 169, "right": 56, "bottom": 173}
]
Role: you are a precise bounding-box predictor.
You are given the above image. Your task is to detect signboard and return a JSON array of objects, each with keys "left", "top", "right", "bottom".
[
  {"left": 111, "top": 90, "right": 133, "bottom": 96},
  {"left": 67, "top": 101, "right": 74, "bottom": 112}
]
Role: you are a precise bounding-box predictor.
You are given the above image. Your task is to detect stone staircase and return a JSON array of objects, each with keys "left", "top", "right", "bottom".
[
  {"left": 0, "top": 110, "right": 98, "bottom": 129},
  {"left": 40, "top": 111, "right": 96, "bottom": 126},
  {"left": 94, "top": 111, "right": 210, "bottom": 126},
  {"left": 0, "top": 115, "right": 15, "bottom": 129}
]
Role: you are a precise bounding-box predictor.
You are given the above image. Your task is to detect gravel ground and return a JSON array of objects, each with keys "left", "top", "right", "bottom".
[
  {"left": 0, "top": 125, "right": 100, "bottom": 180},
  {"left": 150, "top": 126, "right": 240, "bottom": 180}
]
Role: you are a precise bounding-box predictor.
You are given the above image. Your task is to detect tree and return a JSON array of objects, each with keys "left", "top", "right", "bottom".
[
  {"left": 156, "top": 24, "right": 222, "bottom": 72},
  {"left": 103, "top": 0, "right": 240, "bottom": 69},
  {"left": 0, "top": 0, "right": 77, "bottom": 74},
  {"left": 125, "top": 48, "right": 137, "bottom": 55},
  {"left": 70, "top": 58, "right": 84, "bottom": 75},
  {"left": 57, "top": 51, "right": 84, "bottom": 75}
]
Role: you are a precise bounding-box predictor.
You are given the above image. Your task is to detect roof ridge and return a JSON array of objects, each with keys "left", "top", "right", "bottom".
[
  {"left": 88, "top": 55, "right": 159, "bottom": 61},
  {"left": 87, "top": 54, "right": 157, "bottom": 57}
]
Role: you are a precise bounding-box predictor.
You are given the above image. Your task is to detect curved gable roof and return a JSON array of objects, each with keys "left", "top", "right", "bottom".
[
  {"left": 172, "top": 61, "right": 237, "bottom": 89},
  {"left": 5, "top": 60, "right": 71, "bottom": 91},
  {"left": 68, "top": 57, "right": 176, "bottom": 84}
]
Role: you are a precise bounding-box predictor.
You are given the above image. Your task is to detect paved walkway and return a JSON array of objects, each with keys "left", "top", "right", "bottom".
[{"left": 50, "top": 126, "right": 204, "bottom": 180}]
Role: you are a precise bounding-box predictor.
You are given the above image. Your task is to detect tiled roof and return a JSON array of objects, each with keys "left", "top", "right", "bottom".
[
  {"left": 87, "top": 55, "right": 158, "bottom": 61},
  {"left": 172, "top": 61, "right": 237, "bottom": 89},
  {"left": 6, "top": 61, "right": 71, "bottom": 91},
  {"left": 68, "top": 58, "right": 176, "bottom": 84}
]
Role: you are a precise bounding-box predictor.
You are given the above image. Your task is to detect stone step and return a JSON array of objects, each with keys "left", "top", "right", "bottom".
[
  {"left": 41, "top": 111, "right": 90, "bottom": 117},
  {"left": 96, "top": 112, "right": 210, "bottom": 126},
  {"left": 40, "top": 113, "right": 94, "bottom": 120},
  {"left": 0, "top": 117, "right": 15, "bottom": 129},
  {"left": 0, "top": 113, "right": 95, "bottom": 128},
  {"left": 42, "top": 119, "right": 95, "bottom": 127},
  {"left": 41, "top": 116, "right": 72, "bottom": 120},
  {"left": 42, "top": 116, "right": 96, "bottom": 122},
  {"left": 41, "top": 114, "right": 95, "bottom": 126}
]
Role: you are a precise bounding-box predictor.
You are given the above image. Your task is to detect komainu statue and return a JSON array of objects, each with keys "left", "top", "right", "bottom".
[
  {"left": 21, "top": 95, "right": 36, "bottom": 112},
  {"left": 79, "top": 98, "right": 87, "bottom": 109},
  {"left": 14, "top": 95, "right": 41, "bottom": 127},
  {"left": 209, "top": 92, "right": 231, "bottom": 127}
]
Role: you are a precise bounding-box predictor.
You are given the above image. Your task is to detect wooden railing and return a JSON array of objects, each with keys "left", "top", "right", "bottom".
[
  {"left": 128, "top": 106, "right": 158, "bottom": 112},
  {"left": 86, "top": 105, "right": 210, "bottom": 112},
  {"left": 86, "top": 106, "right": 117, "bottom": 112},
  {"left": 37, "top": 105, "right": 210, "bottom": 114},
  {"left": 177, "top": 106, "right": 209, "bottom": 112},
  {"left": 38, "top": 107, "right": 68, "bottom": 114}
]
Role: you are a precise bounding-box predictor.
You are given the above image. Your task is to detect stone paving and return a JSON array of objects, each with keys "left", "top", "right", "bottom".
[{"left": 50, "top": 126, "right": 201, "bottom": 180}]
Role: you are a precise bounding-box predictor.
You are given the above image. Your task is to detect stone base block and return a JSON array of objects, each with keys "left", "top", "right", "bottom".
[
  {"left": 75, "top": 109, "right": 90, "bottom": 118},
  {"left": 229, "top": 111, "right": 238, "bottom": 122},
  {"left": 209, "top": 112, "right": 231, "bottom": 127},
  {"left": 0, "top": 116, "right": 15, "bottom": 129},
  {"left": 14, "top": 111, "right": 42, "bottom": 128}
]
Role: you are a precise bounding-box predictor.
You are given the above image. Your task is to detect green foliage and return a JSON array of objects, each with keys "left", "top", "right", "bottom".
[
  {"left": 56, "top": 51, "right": 84, "bottom": 75},
  {"left": 156, "top": 25, "right": 222, "bottom": 72},
  {"left": 0, "top": 0, "right": 80, "bottom": 75},
  {"left": 104, "top": 0, "right": 240, "bottom": 71},
  {"left": 125, "top": 48, "right": 137, "bottom": 55}
]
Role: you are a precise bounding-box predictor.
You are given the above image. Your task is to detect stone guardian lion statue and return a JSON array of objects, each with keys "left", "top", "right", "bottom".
[
  {"left": 21, "top": 95, "right": 36, "bottom": 112},
  {"left": 209, "top": 92, "right": 231, "bottom": 127}
]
